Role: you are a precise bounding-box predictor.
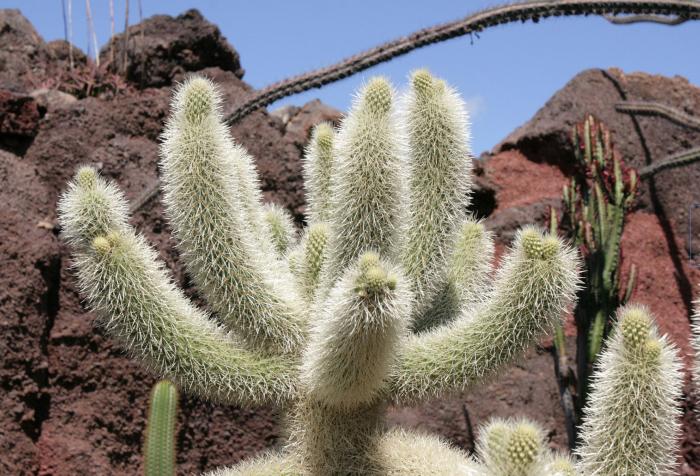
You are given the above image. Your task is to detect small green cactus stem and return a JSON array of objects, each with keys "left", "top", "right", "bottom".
[
  {"left": 289, "top": 223, "right": 329, "bottom": 302},
  {"left": 576, "top": 305, "right": 683, "bottom": 475},
  {"left": 303, "top": 122, "right": 335, "bottom": 223},
  {"left": 262, "top": 203, "right": 297, "bottom": 256},
  {"left": 302, "top": 252, "right": 409, "bottom": 407},
  {"left": 58, "top": 172, "right": 297, "bottom": 406},
  {"left": 477, "top": 418, "right": 546, "bottom": 476},
  {"left": 693, "top": 300, "right": 700, "bottom": 393},
  {"left": 401, "top": 69, "right": 472, "bottom": 316},
  {"left": 323, "top": 77, "right": 404, "bottom": 290},
  {"left": 160, "top": 76, "right": 305, "bottom": 355},
  {"left": 144, "top": 380, "right": 178, "bottom": 476},
  {"left": 390, "top": 227, "right": 579, "bottom": 404},
  {"left": 413, "top": 219, "right": 494, "bottom": 332}
]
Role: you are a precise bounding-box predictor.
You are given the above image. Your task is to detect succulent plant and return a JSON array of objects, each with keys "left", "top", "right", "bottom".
[
  {"left": 550, "top": 115, "right": 638, "bottom": 446},
  {"left": 144, "top": 380, "right": 179, "bottom": 476},
  {"left": 470, "top": 306, "right": 682, "bottom": 476},
  {"left": 58, "top": 71, "right": 582, "bottom": 474},
  {"left": 575, "top": 305, "right": 683, "bottom": 475}
]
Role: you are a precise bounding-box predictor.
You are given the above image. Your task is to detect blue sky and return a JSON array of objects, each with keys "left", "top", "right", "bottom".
[{"left": 5, "top": 1, "right": 699, "bottom": 154}]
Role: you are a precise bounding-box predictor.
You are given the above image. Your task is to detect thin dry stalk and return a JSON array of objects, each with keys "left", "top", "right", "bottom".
[
  {"left": 85, "top": 0, "right": 99, "bottom": 67},
  {"left": 67, "top": 0, "right": 74, "bottom": 69},
  {"left": 122, "top": 0, "right": 130, "bottom": 76},
  {"left": 109, "top": 0, "right": 115, "bottom": 64}
]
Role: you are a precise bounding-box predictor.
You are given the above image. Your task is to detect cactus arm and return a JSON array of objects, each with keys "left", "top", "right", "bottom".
[
  {"left": 299, "top": 223, "right": 329, "bottom": 302},
  {"left": 373, "top": 428, "right": 483, "bottom": 475},
  {"left": 400, "top": 70, "right": 472, "bottom": 311},
  {"left": 576, "top": 306, "right": 683, "bottom": 475},
  {"left": 303, "top": 123, "right": 336, "bottom": 224},
  {"left": 412, "top": 219, "right": 494, "bottom": 333},
  {"left": 77, "top": 231, "right": 298, "bottom": 406},
  {"left": 144, "top": 380, "right": 178, "bottom": 476},
  {"left": 207, "top": 428, "right": 481, "bottom": 476},
  {"left": 58, "top": 168, "right": 298, "bottom": 407},
  {"left": 262, "top": 203, "right": 297, "bottom": 257},
  {"left": 323, "top": 78, "right": 405, "bottom": 288},
  {"left": 160, "top": 77, "right": 305, "bottom": 355},
  {"left": 204, "top": 452, "right": 303, "bottom": 476},
  {"left": 288, "top": 222, "right": 329, "bottom": 303},
  {"left": 389, "top": 228, "right": 580, "bottom": 404},
  {"left": 302, "top": 252, "right": 410, "bottom": 407}
]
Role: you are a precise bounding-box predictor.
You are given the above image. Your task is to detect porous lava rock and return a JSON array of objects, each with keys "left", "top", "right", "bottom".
[{"left": 101, "top": 9, "right": 245, "bottom": 88}]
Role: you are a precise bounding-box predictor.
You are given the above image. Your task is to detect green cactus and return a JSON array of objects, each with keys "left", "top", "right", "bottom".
[
  {"left": 551, "top": 115, "right": 638, "bottom": 443},
  {"left": 144, "top": 380, "right": 179, "bottom": 476},
  {"left": 59, "top": 71, "right": 581, "bottom": 474},
  {"left": 694, "top": 300, "right": 700, "bottom": 394}
]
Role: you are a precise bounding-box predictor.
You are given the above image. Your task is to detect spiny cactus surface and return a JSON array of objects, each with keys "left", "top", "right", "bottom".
[
  {"left": 58, "top": 71, "right": 586, "bottom": 475},
  {"left": 575, "top": 305, "right": 683, "bottom": 475},
  {"left": 468, "top": 306, "right": 682, "bottom": 476},
  {"left": 144, "top": 380, "right": 179, "bottom": 476}
]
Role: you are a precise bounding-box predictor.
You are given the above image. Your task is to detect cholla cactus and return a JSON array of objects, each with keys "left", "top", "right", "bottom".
[
  {"left": 469, "top": 305, "right": 681, "bottom": 476},
  {"left": 472, "top": 418, "right": 579, "bottom": 476},
  {"left": 575, "top": 305, "right": 683, "bottom": 475},
  {"left": 58, "top": 71, "right": 580, "bottom": 474}
]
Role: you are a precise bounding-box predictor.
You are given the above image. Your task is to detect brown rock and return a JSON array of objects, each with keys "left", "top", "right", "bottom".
[
  {"left": 272, "top": 99, "right": 344, "bottom": 152},
  {"left": 0, "top": 9, "right": 49, "bottom": 91},
  {"left": 0, "top": 90, "right": 42, "bottom": 155},
  {"left": 101, "top": 9, "right": 244, "bottom": 88},
  {"left": 45, "top": 39, "right": 87, "bottom": 68},
  {"left": 0, "top": 150, "right": 60, "bottom": 476},
  {"left": 496, "top": 68, "right": 700, "bottom": 256}
]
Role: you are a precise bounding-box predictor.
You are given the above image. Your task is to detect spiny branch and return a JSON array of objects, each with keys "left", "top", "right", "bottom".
[
  {"left": 604, "top": 13, "right": 688, "bottom": 24},
  {"left": 639, "top": 146, "right": 700, "bottom": 179},
  {"left": 616, "top": 101, "right": 700, "bottom": 131},
  {"left": 128, "top": 0, "right": 700, "bottom": 216},
  {"left": 224, "top": 0, "right": 700, "bottom": 124}
]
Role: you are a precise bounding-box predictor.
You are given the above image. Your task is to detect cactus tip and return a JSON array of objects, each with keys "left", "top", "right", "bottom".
[
  {"left": 180, "top": 76, "right": 217, "bottom": 123},
  {"left": 507, "top": 422, "right": 541, "bottom": 467},
  {"left": 314, "top": 123, "right": 334, "bottom": 151},
  {"left": 92, "top": 235, "right": 111, "bottom": 254},
  {"left": 363, "top": 77, "right": 392, "bottom": 115},
  {"left": 76, "top": 166, "right": 97, "bottom": 190},
  {"left": 521, "top": 229, "right": 545, "bottom": 260},
  {"left": 620, "top": 307, "right": 652, "bottom": 350}
]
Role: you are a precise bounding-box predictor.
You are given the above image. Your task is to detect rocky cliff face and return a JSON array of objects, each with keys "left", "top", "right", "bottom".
[{"left": 0, "top": 7, "right": 698, "bottom": 475}]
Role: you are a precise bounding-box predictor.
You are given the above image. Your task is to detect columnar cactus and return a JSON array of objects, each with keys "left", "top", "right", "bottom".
[
  {"left": 468, "top": 306, "right": 682, "bottom": 476},
  {"left": 693, "top": 297, "right": 700, "bottom": 395},
  {"left": 575, "top": 305, "right": 683, "bottom": 475},
  {"left": 59, "top": 71, "right": 581, "bottom": 474},
  {"left": 555, "top": 115, "right": 638, "bottom": 427},
  {"left": 144, "top": 380, "right": 179, "bottom": 476}
]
